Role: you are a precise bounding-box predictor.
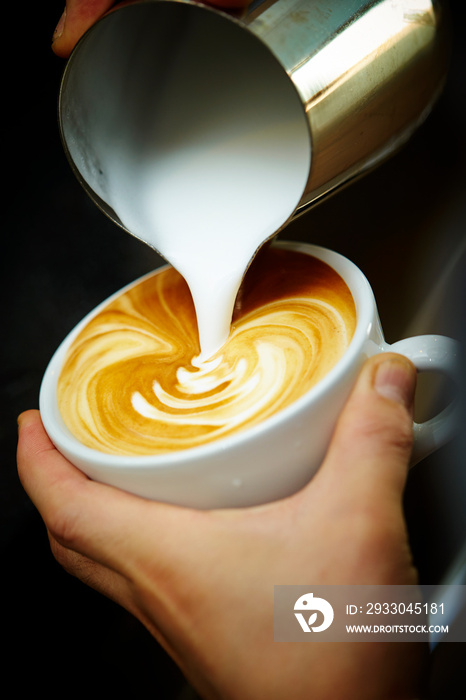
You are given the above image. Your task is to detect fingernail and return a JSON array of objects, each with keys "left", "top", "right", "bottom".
[
  {"left": 17, "top": 412, "right": 27, "bottom": 430},
  {"left": 374, "top": 357, "right": 416, "bottom": 410},
  {"left": 53, "top": 8, "right": 67, "bottom": 42}
]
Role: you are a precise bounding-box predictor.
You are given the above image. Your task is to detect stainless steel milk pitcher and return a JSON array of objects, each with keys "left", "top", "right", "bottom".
[{"left": 59, "top": 0, "right": 449, "bottom": 233}]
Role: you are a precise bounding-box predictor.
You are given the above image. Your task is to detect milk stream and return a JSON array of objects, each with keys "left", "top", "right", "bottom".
[
  {"left": 66, "top": 10, "right": 311, "bottom": 361},
  {"left": 111, "top": 121, "right": 311, "bottom": 361},
  {"left": 105, "top": 82, "right": 310, "bottom": 361}
]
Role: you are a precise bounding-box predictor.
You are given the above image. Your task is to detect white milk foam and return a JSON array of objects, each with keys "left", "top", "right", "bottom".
[
  {"left": 110, "top": 117, "right": 310, "bottom": 360},
  {"left": 63, "top": 6, "right": 311, "bottom": 360}
]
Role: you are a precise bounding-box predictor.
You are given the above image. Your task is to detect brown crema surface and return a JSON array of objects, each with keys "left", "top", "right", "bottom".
[{"left": 57, "top": 248, "right": 356, "bottom": 455}]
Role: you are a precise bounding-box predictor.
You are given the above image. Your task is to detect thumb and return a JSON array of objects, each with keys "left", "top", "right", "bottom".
[{"left": 321, "top": 353, "right": 417, "bottom": 502}]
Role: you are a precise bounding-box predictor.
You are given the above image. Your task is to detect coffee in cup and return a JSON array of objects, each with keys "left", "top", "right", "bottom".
[{"left": 57, "top": 246, "right": 357, "bottom": 456}]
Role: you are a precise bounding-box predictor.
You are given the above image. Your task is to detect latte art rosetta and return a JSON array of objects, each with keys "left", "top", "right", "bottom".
[{"left": 57, "top": 248, "right": 357, "bottom": 455}]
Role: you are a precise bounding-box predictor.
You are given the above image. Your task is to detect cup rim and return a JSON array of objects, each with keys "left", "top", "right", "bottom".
[{"left": 39, "top": 241, "right": 376, "bottom": 470}]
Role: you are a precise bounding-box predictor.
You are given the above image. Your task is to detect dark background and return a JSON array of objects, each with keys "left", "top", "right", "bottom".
[{"left": 2, "top": 1, "right": 465, "bottom": 696}]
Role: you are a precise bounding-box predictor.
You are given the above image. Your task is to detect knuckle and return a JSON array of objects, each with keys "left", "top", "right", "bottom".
[
  {"left": 48, "top": 533, "right": 97, "bottom": 585},
  {"left": 46, "top": 501, "right": 84, "bottom": 553},
  {"left": 370, "top": 413, "right": 413, "bottom": 453},
  {"left": 48, "top": 534, "right": 75, "bottom": 572},
  {"left": 348, "top": 397, "right": 414, "bottom": 455}
]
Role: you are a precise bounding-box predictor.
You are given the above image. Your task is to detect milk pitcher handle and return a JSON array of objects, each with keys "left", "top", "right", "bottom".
[{"left": 387, "top": 335, "right": 460, "bottom": 465}]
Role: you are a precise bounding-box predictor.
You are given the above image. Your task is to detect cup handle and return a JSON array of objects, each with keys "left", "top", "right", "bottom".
[{"left": 386, "top": 335, "right": 461, "bottom": 465}]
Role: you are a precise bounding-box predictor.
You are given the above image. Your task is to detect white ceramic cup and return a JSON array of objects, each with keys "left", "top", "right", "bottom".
[{"left": 40, "top": 242, "right": 460, "bottom": 508}]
